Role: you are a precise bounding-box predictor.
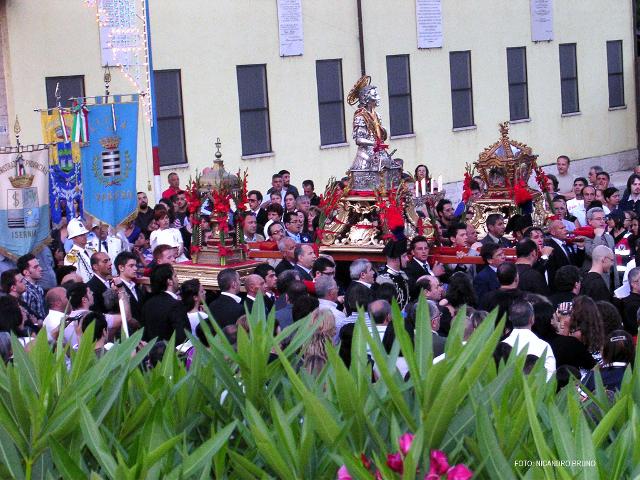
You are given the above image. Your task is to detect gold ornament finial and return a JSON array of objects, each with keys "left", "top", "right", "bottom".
[
  {"left": 13, "top": 116, "right": 21, "bottom": 136},
  {"left": 499, "top": 121, "right": 510, "bottom": 139}
]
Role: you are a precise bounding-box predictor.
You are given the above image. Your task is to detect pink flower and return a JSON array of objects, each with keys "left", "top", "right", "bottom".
[
  {"left": 430, "top": 450, "right": 450, "bottom": 475},
  {"left": 447, "top": 464, "right": 473, "bottom": 480},
  {"left": 386, "top": 452, "right": 404, "bottom": 473},
  {"left": 374, "top": 470, "right": 383, "bottom": 480},
  {"left": 337, "top": 465, "right": 352, "bottom": 480},
  {"left": 398, "top": 433, "right": 414, "bottom": 456},
  {"left": 424, "top": 471, "right": 440, "bottom": 480}
]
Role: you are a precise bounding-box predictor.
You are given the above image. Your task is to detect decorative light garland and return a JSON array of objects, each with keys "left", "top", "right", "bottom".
[{"left": 83, "top": 0, "right": 152, "bottom": 125}]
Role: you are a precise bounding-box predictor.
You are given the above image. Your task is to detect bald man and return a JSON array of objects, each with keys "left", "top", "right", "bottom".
[
  {"left": 43, "top": 287, "right": 69, "bottom": 342},
  {"left": 544, "top": 220, "right": 585, "bottom": 290},
  {"left": 243, "top": 274, "right": 266, "bottom": 315}
]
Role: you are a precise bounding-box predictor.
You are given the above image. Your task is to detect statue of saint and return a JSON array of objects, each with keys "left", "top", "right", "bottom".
[{"left": 347, "top": 76, "right": 402, "bottom": 190}]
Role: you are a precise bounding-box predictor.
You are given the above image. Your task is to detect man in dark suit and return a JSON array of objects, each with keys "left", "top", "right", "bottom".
[
  {"left": 345, "top": 258, "right": 375, "bottom": 315},
  {"left": 275, "top": 237, "right": 296, "bottom": 276},
  {"left": 253, "top": 263, "right": 277, "bottom": 312},
  {"left": 87, "top": 252, "right": 113, "bottom": 314},
  {"left": 114, "top": 251, "right": 146, "bottom": 323},
  {"left": 294, "top": 244, "right": 316, "bottom": 281},
  {"left": 207, "top": 268, "right": 244, "bottom": 328},
  {"left": 404, "top": 235, "right": 445, "bottom": 301},
  {"left": 473, "top": 243, "right": 505, "bottom": 300},
  {"left": 247, "top": 190, "right": 269, "bottom": 231},
  {"left": 140, "top": 264, "right": 190, "bottom": 344},
  {"left": 544, "top": 220, "right": 585, "bottom": 290},
  {"left": 480, "top": 213, "right": 512, "bottom": 248},
  {"left": 481, "top": 263, "right": 524, "bottom": 322},
  {"left": 514, "top": 239, "right": 549, "bottom": 295}
]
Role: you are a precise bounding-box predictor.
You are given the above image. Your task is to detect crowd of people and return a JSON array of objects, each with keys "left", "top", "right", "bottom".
[{"left": 0, "top": 159, "right": 639, "bottom": 396}]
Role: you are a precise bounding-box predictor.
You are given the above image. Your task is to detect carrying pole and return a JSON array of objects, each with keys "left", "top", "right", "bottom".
[{"left": 144, "top": 0, "right": 162, "bottom": 202}]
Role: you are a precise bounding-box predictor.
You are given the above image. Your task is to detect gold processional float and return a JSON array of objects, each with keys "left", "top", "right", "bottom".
[{"left": 174, "top": 76, "right": 550, "bottom": 287}]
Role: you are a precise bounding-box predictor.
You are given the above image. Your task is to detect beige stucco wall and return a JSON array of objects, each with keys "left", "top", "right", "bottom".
[{"left": 2, "top": 0, "right": 637, "bottom": 201}]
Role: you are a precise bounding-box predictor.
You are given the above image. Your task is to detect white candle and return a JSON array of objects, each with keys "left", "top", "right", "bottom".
[
  {"left": 118, "top": 298, "right": 129, "bottom": 338},
  {"left": 430, "top": 181, "right": 434, "bottom": 194},
  {"left": 421, "top": 179, "right": 426, "bottom": 196},
  {"left": 438, "top": 175, "right": 443, "bottom": 191},
  {"left": 415, "top": 181, "right": 419, "bottom": 197}
]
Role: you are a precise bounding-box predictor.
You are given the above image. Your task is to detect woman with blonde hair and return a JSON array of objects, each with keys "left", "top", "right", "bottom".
[{"left": 301, "top": 308, "right": 336, "bottom": 375}]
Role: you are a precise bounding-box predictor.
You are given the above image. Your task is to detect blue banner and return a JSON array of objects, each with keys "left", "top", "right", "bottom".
[
  {"left": 0, "top": 147, "right": 51, "bottom": 260},
  {"left": 40, "top": 112, "right": 83, "bottom": 225},
  {"left": 81, "top": 98, "right": 138, "bottom": 227}
]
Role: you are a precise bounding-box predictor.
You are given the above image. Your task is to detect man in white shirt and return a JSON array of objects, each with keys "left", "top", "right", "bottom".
[
  {"left": 42, "top": 287, "right": 69, "bottom": 342},
  {"left": 555, "top": 155, "right": 575, "bottom": 195},
  {"left": 503, "top": 301, "right": 556, "bottom": 380},
  {"left": 88, "top": 224, "right": 124, "bottom": 275}
]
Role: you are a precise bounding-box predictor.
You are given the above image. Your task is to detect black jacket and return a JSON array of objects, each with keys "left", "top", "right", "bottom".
[
  {"left": 208, "top": 294, "right": 245, "bottom": 328},
  {"left": 543, "top": 239, "right": 585, "bottom": 290},
  {"left": 87, "top": 276, "right": 109, "bottom": 314},
  {"left": 141, "top": 292, "right": 190, "bottom": 344}
]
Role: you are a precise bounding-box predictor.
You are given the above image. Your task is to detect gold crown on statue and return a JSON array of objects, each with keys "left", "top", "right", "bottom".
[{"left": 99, "top": 136, "right": 121, "bottom": 150}]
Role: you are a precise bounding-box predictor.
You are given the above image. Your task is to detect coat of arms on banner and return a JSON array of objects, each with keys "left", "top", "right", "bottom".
[
  {"left": 7, "top": 153, "right": 39, "bottom": 229},
  {"left": 92, "top": 136, "right": 131, "bottom": 186}
]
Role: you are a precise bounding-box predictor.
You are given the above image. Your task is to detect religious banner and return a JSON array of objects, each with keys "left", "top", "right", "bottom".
[
  {"left": 0, "top": 146, "right": 51, "bottom": 260},
  {"left": 81, "top": 96, "right": 138, "bottom": 228},
  {"left": 530, "top": 0, "right": 553, "bottom": 42},
  {"left": 416, "top": 0, "right": 443, "bottom": 49},
  {"left": 41, "top": 110, "right": 83, "bottom": 225},
  {"left": 277, "top": 0, "right": 304, "bottom": 57}
]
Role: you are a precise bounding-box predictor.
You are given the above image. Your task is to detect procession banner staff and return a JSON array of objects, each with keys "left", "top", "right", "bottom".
[
  {"left": 79, "top": 94, "right": 139, "bottom": 228},
  {"left": 0, "top": 141, "right": 51, "bottom": 260}
]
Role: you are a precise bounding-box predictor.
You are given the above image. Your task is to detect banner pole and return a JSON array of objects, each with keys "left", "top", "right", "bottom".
[{"left": 144, "top": 0, "right": 162, "bottom": 203}]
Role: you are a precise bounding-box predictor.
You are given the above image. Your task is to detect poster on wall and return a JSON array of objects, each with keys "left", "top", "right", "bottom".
[
  {"left": 530, "top": 0, "right": 553, "bottom": 42},
  {"left": 416, "top": 0, "right": 442, "bottom": 49},
  {"left": 277, "top": 0, "right": 304, "bottom": 57}
]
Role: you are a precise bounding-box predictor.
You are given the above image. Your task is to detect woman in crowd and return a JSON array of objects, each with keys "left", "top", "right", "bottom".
[
  {"left": 181, "top": 279, "right": 208, "bottom": 335},
  {"left": 150, "top": 210, "right": 187, "bottom": 262},
  {"left": 568, "top": 296, "right": 605, "bottom": 365},
  {"left": 606, "top": 211, "right": 629, "bottom": 248},
  {"left": 301, "top": 308, "right": 336, "bottom": 375},
  {"left": 582, "top": 330, "right": 634, "bottom": 392},
  {"left": 550, "top": 298, "right": 597, "bottom": 374},
  {"left": 307, "top": 206, "right": 321, "bottom": 233}
]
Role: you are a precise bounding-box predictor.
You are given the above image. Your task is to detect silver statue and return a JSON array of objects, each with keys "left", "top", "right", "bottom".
[{"left": 347, "top": 76, "right": 402, "bottom": 191}]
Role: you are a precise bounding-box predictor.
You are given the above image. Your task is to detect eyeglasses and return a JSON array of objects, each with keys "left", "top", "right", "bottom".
[{"left": 321, "top": 270, "right": 335, "bottom": 276}]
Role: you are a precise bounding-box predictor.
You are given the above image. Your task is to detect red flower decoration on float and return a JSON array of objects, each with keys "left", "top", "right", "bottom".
[
  {"left": 513, "top": 180, "right": 532, "bottom": 206},
  {"left": 211, "top": 191, "right": 232, "bottom": 233},
  {"left": 461, "top": 171, "right": 473, "bottom": 203}
]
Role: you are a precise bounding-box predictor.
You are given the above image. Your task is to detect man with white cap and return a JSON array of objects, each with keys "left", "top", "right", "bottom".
[{"left": 64, "top": 218, "right": 95, "bottom": 282}]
